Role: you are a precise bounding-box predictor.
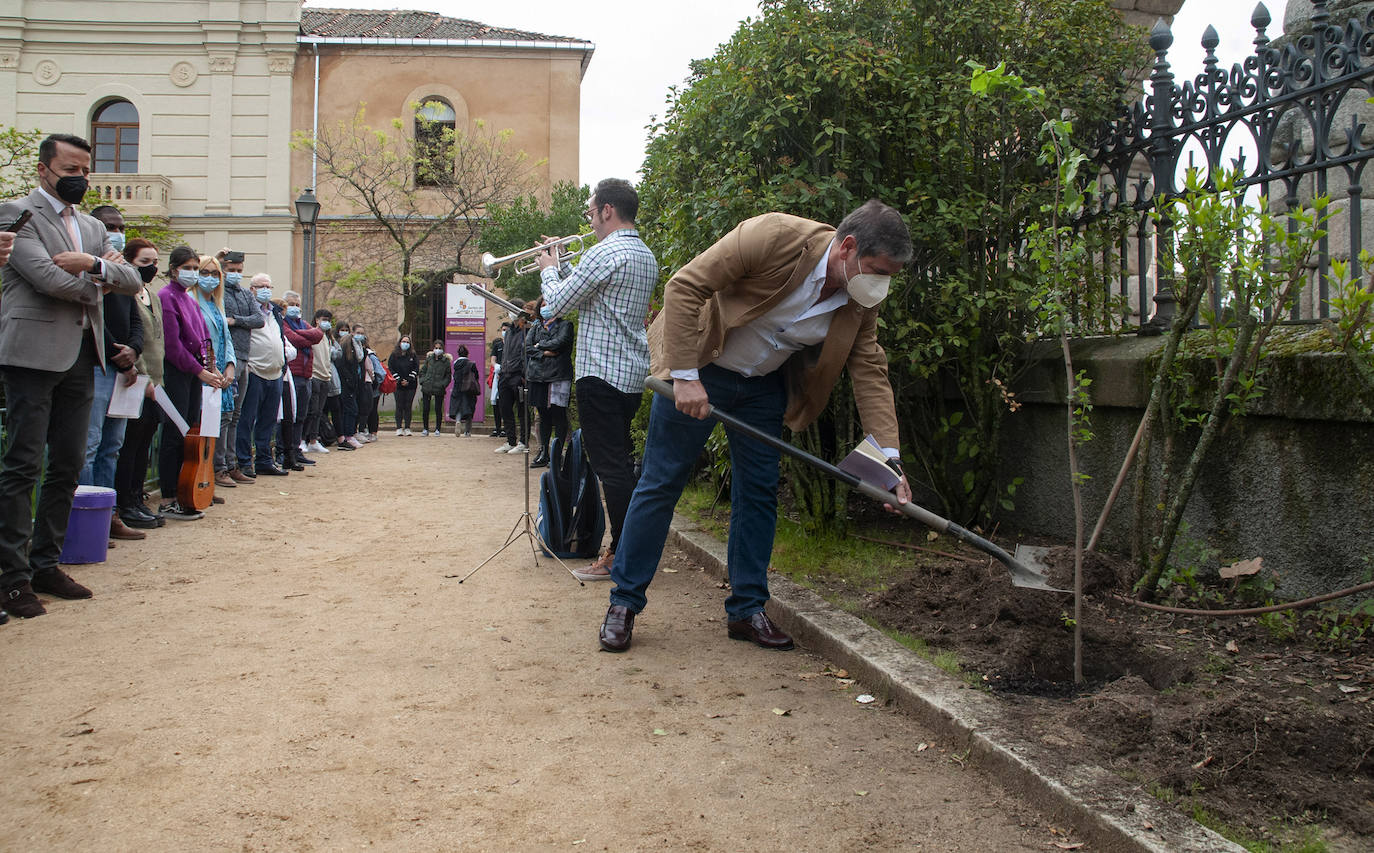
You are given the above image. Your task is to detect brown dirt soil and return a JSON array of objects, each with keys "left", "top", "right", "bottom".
[
  {"left": 4, "top": 430, "right": 1075, "bottom": 851},
  {"left": 857, "top": 533, "right": 1374, "bottom": 851}
]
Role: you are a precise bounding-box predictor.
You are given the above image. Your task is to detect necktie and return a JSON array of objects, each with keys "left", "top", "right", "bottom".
[{"left": 61, "top": 205, "right": 81, "bottom": 251}]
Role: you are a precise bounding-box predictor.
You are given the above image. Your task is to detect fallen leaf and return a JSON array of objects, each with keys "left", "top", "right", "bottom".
[
  {"left": 1225, "top": 640, "right": 1239, "bottom": 654},
  {"left": 856, "top": 694, "right": 876, "bottom": 704},
  {"left": 926, "top": 530, "right": 939, "bottom": 542},
  {"left": 1053, "top": 843, "right": 1084, "bottom": 850},
  {"left": 837, "top": 678, "right": 856, "bottom": 686},
  {"left": 855, "top": 790, "right": 869, "bottom": 797},
  {"left": 662, "top": 568, "right": 678, "bottom": 573},
  {"left": 917, "top": 742, "right": 929, "bottom": 752},
  {"left": 652, "top": 728, "right": 668, "bottom": 736},
  {"left": 1338, "top": 685, "right": 1359, "bottom": 694},
  {"left": 1219, "top": 557, "right": 1263, "bottom": 579},
  {"left": 771, "top": 708, "right": 791, "bottom": 716},
  {"left": 832, "top": 669, "right": 849, "bottom": 678},
  {"left": 572, "top": 841, "right": 586, "bottom": 846}
]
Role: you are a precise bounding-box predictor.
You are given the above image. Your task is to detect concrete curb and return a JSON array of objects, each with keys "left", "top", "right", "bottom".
[{"left": 668, "top": 514, "right": 1244, "bottom": 853}]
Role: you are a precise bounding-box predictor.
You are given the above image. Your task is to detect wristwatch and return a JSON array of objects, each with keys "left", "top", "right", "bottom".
[
  {"left": 886, "top": 458, "right": 905, "bottom": 478},
  {"left": 88, "top": 256, "right": 101, "bottom": 275}
]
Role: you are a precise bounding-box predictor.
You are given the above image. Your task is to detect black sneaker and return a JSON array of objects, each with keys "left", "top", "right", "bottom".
[{"left": 159, "top": 501, "right": 204, "bottom": 521}]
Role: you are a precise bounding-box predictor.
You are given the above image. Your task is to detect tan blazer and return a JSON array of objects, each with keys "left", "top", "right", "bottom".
[
  {"left": 0, "top": 188, "right": 141, "bottom": 372},
  {"left": 649, "top": 212, "right": 899, "bottom": 448}
]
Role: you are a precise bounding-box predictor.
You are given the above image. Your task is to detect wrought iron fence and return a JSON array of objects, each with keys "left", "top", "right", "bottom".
[{"left": 1089, "top": 0, "right": 1374, "bottom": 332}]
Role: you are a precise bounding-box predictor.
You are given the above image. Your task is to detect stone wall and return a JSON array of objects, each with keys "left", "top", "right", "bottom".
[{"left": 997, "top": 336, "right": 1374, "bottom": 596}]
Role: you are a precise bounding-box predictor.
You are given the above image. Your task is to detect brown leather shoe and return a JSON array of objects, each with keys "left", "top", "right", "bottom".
[
  {"left": 214, "top": 471, "right": 237, "bottom": 488},
  {"left": 30, "top": 568, "right": 92, "bottom": 600},
  {"left": 599, "top": 604, "right": 634, "bottom": 652},
  {"left": 228, "top": 468, "right": 254, "bottom": 484},
  {"left": 110, "top": 515, "right": 147, "bottom": 541},
  {"left": 3, "top": 583, "right": 46, "bottom": 618},
  {"left": 727, "top": 611, "right": 794, "bottom": 650}
]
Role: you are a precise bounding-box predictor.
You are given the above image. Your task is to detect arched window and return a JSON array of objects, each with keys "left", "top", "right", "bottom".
[
  {"left": 92, "top": 100, "right": 139, "bottom": 173},
  {"left": 415, "top": 98, "right": 456, "bottom": 187}
]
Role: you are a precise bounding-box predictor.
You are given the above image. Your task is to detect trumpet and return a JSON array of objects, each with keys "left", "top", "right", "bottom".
[{"left": 480, "top": 233, "right": 587, "bottom": 277}]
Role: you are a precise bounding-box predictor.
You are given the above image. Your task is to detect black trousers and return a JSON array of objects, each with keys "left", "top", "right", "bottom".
[
  {"left": 573, "top": 376, "right": 643, "bottom": 553},
  {"left": 158, "top": 366, "right": 202, "bottom": 500},
  {"left": 421, "top": 392, "right": 445, "bottom": 431},
  {"left": 394, "top": 384, "right": 416, "bottom": 429},
  {"left": 496, "top": 375, "right": 526, "bottom": 446},
  {"left": 115, "top": 403, "right": 159, "bottom": 509},
  {"left": 0, "top": 338, "right": 97, "bottom": 589}
]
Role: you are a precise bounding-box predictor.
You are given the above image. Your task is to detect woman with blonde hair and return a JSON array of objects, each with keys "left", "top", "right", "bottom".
[{"left": 192, "top": 256, "right": 238, "bottom": 492}]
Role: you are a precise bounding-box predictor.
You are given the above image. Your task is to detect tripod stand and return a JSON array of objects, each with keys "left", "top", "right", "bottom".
[{"left": 456, "top": 385, "right": 582, "bottom": 585}]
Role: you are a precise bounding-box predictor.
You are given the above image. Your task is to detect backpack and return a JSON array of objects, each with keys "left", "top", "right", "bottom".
[
  {"left": 535, "top": 429, "right": 606, "bottom": 559},
  {"left": 379, "top": 363, "right": 397, "bottom": 394},
  {"left": 454, "top": 357, "right": 479, "bottom": 394}
]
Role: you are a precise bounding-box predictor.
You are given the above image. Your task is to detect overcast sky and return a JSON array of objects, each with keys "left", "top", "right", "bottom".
[{"left": 304, "top": 0, "right": 1291, "bottom": 187}]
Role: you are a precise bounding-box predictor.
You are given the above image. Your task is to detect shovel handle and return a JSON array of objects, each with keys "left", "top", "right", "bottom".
[{"left": 644, "top": 376, "right": 1064, "bottom": 592}]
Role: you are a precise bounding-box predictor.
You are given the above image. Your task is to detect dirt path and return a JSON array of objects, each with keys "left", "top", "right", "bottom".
[{"left": 4, "top": 429, "right": 1072, "bottom": 851}]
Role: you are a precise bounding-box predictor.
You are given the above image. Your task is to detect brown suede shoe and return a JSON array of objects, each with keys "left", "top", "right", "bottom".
[
  {"left": 228, "top": 468, "right": 254, "bottom": 484},
  {"left": 573, "top": 550, "right": 613, "bottom": 582},
  {"left": 599, "top": 604, "right": 635, "bottom": 652},
  {"left": 3, "top": 583, "right": 46, "bottom": 618},
  {"left": 214, "top": 471, "right": 237, "bottom": 488},
  {"left": 31, "top": 568, "right": 92, "bottom": 600},
  {"left": 727, "top": 611, "right": 794, "bottom": 650},
  {"left": 110, "top": 516, "right": 147, "bottom": 541}
]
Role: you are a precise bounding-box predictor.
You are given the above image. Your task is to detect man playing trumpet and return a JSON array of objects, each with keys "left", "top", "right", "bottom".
[{"left": 536, "top": 178, "right": 658, "bottom": 582}]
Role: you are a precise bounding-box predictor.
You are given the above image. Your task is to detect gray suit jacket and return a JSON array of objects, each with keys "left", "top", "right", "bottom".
[{"left": 0, "top": 188, "right": 141, "bottom": 372}]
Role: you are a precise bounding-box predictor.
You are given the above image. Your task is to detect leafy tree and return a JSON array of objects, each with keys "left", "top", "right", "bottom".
[
  {"left": 478, "top": 181, "right": 594, "bottom": 304},
  {"left": 0, "top": 126, "right": 42, "bottom": 202},
  {"left": 639, "top": 0, "right": 1143, "bottom": 528},
  {"left": 294, "top": 102, "right": 536, "bottom": 335}
]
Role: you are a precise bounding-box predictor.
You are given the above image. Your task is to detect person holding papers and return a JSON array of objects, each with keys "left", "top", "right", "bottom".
[{"left": 113, "top": 239, "right": 166, "bottom": 530}]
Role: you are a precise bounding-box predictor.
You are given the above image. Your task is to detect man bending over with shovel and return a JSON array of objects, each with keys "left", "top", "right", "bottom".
[{"left": 599, "top": 200, "right": 913, "bottom": 653}]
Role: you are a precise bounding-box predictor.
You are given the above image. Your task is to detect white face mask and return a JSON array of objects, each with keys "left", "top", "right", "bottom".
[{"left": 842, "top": 253, "right": 891, "bottom": 308}]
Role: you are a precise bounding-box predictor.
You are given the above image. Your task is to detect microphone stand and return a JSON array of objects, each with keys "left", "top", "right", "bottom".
[{"left": 453, "top": 359, "right": 581, "bottom": 585}]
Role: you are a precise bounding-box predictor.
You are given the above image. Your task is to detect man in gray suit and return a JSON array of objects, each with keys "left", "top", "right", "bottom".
[{"left": 0, "top": 133, "right": 141, "bottom": 620}]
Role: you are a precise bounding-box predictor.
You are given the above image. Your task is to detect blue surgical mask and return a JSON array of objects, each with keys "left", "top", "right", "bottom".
[
  {"left": 197, "top": 274, "right": 218, "bottom": 292},
  {"left": 256, "top": 287, "right": 272, "bottom": 303},
  {"left": 286, "top": 305, "right": 302, "bottom": 319},
  {"left": 176, "top": 269, "right": 199, "bottom": 287},
  {"left": 224, "top": 272, "right": 242, "bottom": 286},
  {"left": 319, "top": 320, "right": 331, "bottom": 331},
  {"left": 400, "top": 341, "right": 410, "bottom": 351},
  {"left": 107, "top": 231, "right": 126, "bottom": 252},
  {"left": 540, "top": 305, "right": 555, "bottom": 320}
]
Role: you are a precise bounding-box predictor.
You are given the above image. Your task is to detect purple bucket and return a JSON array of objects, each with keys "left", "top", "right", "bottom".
[{"left": 58, "top": 485, "right": 116, "bottom": 564}]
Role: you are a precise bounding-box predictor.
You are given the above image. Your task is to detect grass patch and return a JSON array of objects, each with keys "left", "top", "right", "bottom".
[{"left": 1146, "top": 788, "right": 1329, "bottom": 853}]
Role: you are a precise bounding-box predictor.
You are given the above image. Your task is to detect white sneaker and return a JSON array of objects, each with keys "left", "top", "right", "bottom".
[
  {"left": 395, "top": 428, "right": 404, "bottom": 436},
  {"left": 508, "top": 442, "right": 528, "bottom": 454},
  {"left": 404, "top": 428, "right": 413, "bottom": 436},
  {"left": 421, "top": 429, "right": 429, "bottom": 436},
  {"left": 308, "top": 440, "right": 330, "bottom": 454},
  {"left": 299, "top": 441, "right": 309, "bottom": 454},
  {"left": 495, "top": 444, "right": 512, "bottom": 454}
]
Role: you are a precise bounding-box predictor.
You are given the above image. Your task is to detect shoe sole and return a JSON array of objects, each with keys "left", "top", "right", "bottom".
[
  {"left": 572, "top": 571, "right": 612, "bottom": 582},
  {"left": 727, "top": 631, "right": 795, "bottom": 651},
  {"left": 599, "top": 639, "right": 630, "bottom": 652}
]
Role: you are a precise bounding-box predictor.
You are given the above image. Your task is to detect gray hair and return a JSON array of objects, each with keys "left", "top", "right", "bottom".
[
  {"left": 283, "top": 290, "right": 301, "bottom": 301},
  {"left": 835, "top": 199, "right": 913, "bottom": 265},
  {"left": 250, "top": 273, "right": 272, "bottom": 288}
]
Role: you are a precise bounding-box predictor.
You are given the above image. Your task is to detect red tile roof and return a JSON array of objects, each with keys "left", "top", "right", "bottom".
[{"left": 301, "top": 8, "right": 588, "bottom": 43}]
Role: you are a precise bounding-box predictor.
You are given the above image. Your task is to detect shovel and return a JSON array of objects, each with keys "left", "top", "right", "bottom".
[{"left": 646, "top": 377, "right": 1066, "bottom": 593}]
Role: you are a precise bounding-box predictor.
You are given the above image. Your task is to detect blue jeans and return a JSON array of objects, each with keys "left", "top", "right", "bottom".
[
  {"left": 236, "top": 372, "right": 283, "bottom": 470},
  {"left": 609, "top": 364, "right": 784, "bottom": 621},
  {"left": 79, "top": 366, "right": 128, "bottom": 489}
]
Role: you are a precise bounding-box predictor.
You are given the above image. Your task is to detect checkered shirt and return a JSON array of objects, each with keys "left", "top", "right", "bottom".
[{"left": 539, "top": 228, "right": 658, "bottom": 394}]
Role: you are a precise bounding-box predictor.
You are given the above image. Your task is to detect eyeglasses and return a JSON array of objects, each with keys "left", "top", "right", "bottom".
[{"left": 582, "top": 208, "right": 595, "bottom": 223}]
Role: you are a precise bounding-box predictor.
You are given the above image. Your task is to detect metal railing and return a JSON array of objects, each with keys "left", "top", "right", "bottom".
[{"left": 1089, "top": 0, "right": 1374, "bottom": 332}]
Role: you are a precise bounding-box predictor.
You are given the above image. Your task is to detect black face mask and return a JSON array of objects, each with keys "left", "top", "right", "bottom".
[
  {"left": 54, "top": 175, "right": 89, "bottom": 204},
  {"left": 138, "top": 264, "right": 158, "bottom": 284}
]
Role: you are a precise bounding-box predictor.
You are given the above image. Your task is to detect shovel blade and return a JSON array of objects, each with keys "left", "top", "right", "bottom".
[{"left": 1011, "top": 545, "right": 1068, "bottom": 592}]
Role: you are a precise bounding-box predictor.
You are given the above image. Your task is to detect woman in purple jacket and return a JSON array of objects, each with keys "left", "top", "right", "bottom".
[{"left": 157, "top": 246, "right": 225, "bottom": 520}]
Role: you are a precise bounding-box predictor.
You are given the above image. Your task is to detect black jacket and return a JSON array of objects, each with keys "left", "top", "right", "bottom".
[
  {"left": 102, "top": 291, "right": 144, "bottom": 360},
  {"left": 500, "top": 324, "right": 528, "bottom": 381},
  {"left": 388, "top": 350, "right": 420, "bottom": 388},
  {"left": 525, "top": 317, "right": 573, "bottom": 383}
]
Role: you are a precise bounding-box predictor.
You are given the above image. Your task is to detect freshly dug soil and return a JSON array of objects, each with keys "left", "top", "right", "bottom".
[{"left": 859, "top": 536, "right": 1374, "bottom": 850}]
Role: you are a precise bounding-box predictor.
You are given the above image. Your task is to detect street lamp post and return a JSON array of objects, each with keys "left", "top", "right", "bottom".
[{"left": 294, "top": 188, "right": 321, "bottom": 316}]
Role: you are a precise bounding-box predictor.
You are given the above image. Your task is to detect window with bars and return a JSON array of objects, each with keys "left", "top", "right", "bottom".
[{"left": 92, "top": 100, "right": 139, "bottom": 173}]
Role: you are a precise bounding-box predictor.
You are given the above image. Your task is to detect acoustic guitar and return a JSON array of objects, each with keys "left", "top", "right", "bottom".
[{"left": 177, "top": 425, "right": 215, "bottom": 511}]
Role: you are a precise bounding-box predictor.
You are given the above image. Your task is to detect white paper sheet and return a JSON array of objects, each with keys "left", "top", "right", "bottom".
[
  {"left": 153, "top": 385, "right": 190, "bottom": 436},
  {"left": 107, "top": 374, "right": 149, "bottom": 418},
  {"left": 200, "top": 384, "right": 222, "bottom": 438}
]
